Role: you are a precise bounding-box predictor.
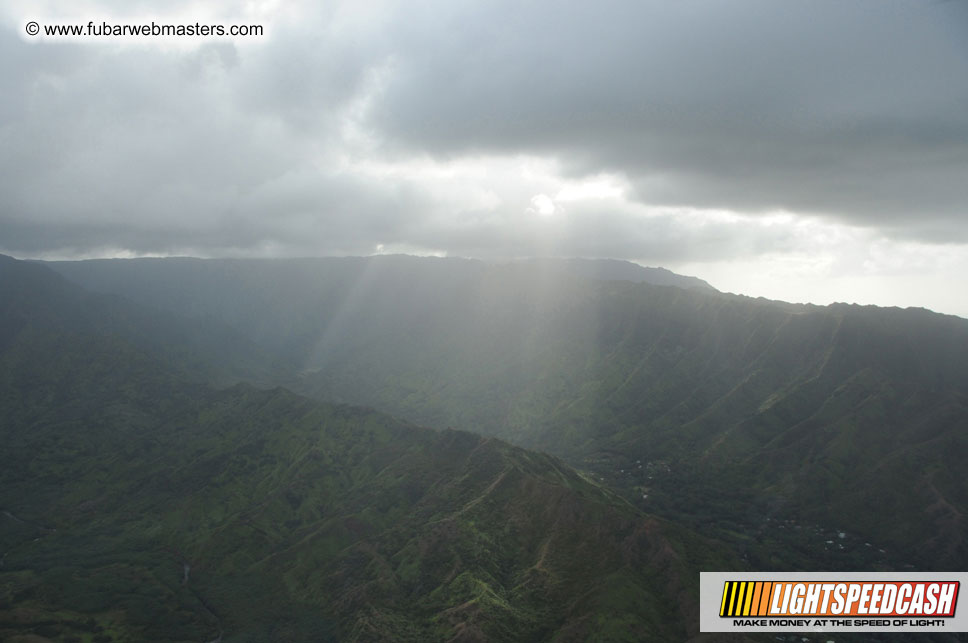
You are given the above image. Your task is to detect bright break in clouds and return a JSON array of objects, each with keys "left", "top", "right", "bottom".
[{"left": 2, "top": 0, "right": 967, "bottom": 316}]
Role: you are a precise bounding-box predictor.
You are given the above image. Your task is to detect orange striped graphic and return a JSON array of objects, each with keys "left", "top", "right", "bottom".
[{"left": 721, "top": 581, "right": 775, "bottom": 616}]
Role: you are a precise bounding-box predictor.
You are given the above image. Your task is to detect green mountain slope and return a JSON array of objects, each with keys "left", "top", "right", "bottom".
[
  {"left": 2, "top": 255, "right": 276, "bottom": 387},
  {"left": 44, "top": 256, "right": 712, "bottom": 367},
  {"left": 1, "top": 256, "right": 729, "bottom": 641},
  {"left": 44, "top": 255, "right": 968, "bottom": 572}
]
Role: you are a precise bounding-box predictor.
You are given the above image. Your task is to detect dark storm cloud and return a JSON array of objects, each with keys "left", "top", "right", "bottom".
[
  {"left": 0, "top": 11, "right": 396, "bottom": 257},
  {"left": 370, "top": 0, "right": 968, "bottom": 231},
  {"left": 1, "top": 0, "right": 966, "bottom": 261}
]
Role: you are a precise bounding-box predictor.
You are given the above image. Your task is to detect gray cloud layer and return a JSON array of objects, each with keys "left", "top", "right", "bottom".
[
  {"left": 371, "top": 0, "right": 968, "bottom": 226},
  {"left": 1, "top": 0, "right": 967, "bottom": 261}
]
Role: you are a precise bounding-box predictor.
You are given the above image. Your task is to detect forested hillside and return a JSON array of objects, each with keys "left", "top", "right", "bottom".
[
  {"left": 2, "top": 256, "right": 729, "bottom": 641},
  {"left": 47, "top": 256, "right": 968, "bottom": 572}
]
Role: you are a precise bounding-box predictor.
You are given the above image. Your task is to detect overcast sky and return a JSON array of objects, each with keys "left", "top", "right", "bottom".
[{"left": 2, "top": 0, "right": 967, "bottom": 316}]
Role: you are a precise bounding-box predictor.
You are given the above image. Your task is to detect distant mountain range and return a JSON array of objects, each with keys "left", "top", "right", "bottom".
[
  {"left": 43, "top": 254, "right": 968, "bottom": 572},
  {"left": 4, "top": 252, "right": 966, "bottom": 640},
  {"left": 1, "top": 255, "right": 733, "bottom": 641},
  {"left": 493, "top": 257, "right": 716, "bottom": 291}
]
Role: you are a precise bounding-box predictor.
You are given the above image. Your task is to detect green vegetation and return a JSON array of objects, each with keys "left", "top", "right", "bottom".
[
  {"left": 6, "top": 253, "right": 967, "bottom": 640},
  {"left": 47, "top": 255, "right": 968, "bottom": 572},
  {"left": 1, "top": 256, "right": 732, "bottom": 641}
]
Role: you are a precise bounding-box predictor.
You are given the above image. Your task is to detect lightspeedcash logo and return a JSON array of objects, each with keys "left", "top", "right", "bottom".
[
  {"left": 719, "top": 580, "right": 957, "bottom": 618},
  {"left": 700, "top": 573, "right": 967, "bottom": 633}
]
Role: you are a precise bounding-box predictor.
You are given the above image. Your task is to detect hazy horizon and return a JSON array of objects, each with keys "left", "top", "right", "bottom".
[
  {"left": 3, "top": 0, "right": 967, "bottom": 317},
  {"left": 7, "top": 249, "right": 965, "bottom": 320}
]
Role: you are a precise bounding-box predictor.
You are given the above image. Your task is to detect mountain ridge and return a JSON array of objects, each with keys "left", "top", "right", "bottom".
[
  {"left": 39, "top": 254, "right": 968, "bottom": 574},
  {"left": 0, "top": 254, "right": 732, "bottom": 641}
]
